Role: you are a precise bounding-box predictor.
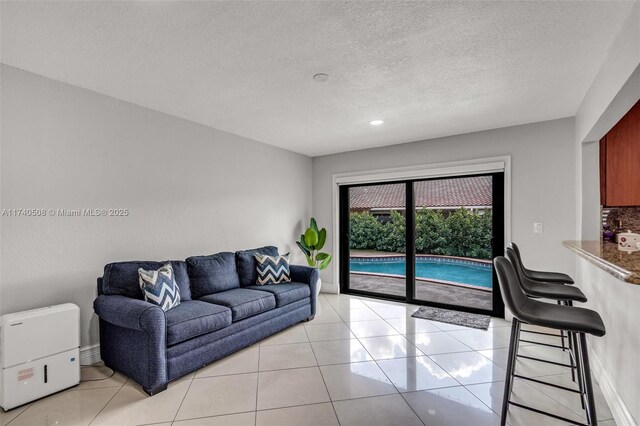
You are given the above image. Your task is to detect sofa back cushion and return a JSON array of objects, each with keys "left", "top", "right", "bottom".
[
  {"left": 235, "top": 246, "right": 279, "bottom": 287},
  {"left": 186, "top": 252, "right": 240, "bottom": 298},
  {"left": 102, "top": 260, "right": 192, "bottom": 301}
]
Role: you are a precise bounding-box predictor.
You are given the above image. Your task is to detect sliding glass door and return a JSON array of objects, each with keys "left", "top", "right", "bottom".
[
  {"left": 340, "top": 173, "right": 504, "bottom": 317},
  {"left": 345, "top": 182, "right": 406, "bottom": 300}
]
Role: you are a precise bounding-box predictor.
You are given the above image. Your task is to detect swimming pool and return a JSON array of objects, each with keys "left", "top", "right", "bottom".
[{"left": 350, "top": 256, "right": 493, "bottom": 289}]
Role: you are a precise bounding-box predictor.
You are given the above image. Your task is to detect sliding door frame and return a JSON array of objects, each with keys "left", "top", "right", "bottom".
[
  {"left": 334, "top": 156, "right": 511, "bottom": 317},
  {"left": 339, "top": 180, "right": 410, "bottom": 303},
  {"left": 339, "top": 172, "right": 504, "bottom": 317}
]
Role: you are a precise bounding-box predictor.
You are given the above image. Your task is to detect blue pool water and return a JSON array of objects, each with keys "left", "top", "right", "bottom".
[{"left": 350, "top": 257, "right": 492, "bottom": 288}]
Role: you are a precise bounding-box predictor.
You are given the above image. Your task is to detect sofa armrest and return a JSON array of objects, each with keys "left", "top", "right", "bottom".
[
  {"left": 94, "top": 294, "right": 165, "bottom": 334},
  {"left": 94, "top": 294, "right": 168, "bottom": 395},
  {"left": 290, "top": 265, "right": 319, "bottom": 286},
  {"left": 290, "top": 265, "right": 319, "bottom": 317}
]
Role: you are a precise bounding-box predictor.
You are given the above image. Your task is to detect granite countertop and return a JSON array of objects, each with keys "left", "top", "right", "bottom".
[{"left": 563, "top": 240, "right": 640, "bottom": 285}]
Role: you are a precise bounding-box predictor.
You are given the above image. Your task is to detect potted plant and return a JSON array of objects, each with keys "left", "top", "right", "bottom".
[{"left": 297, "top": 218, "right": 332, "bottom": 296}]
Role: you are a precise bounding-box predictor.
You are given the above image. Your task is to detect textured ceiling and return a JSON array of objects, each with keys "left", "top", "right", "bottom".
[{"left": 1, "top": 1, "right": 634, "bottom": 156}]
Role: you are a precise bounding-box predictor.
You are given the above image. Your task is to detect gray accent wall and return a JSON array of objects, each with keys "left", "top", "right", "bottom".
[
  {"left": 0, "top": 65, "right": 313, "bottom": 348},
  {"left": 312, "top": 118, "right": 578, "bottom": 287}
]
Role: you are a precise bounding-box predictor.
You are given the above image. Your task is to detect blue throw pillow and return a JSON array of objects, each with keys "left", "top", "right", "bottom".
[
  {"left": 236, "top": 246, "right": 279, "bottom": 287},
  {"left": 255, "top": 253, "right": 291, "bottom": 285},
  {"left": 138, "top": 263, "right": 181, "bottom": 311}
]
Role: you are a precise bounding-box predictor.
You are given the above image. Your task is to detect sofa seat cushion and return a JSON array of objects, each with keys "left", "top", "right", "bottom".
[
  {"left": 200, "top": 288, "right": 276, "bottom": 321},
  {"left": 165, "top": 300, "right": 232, "bottom": 346},
  {"left": 244, "top": 283, "right": 310, "bottom": 308}
]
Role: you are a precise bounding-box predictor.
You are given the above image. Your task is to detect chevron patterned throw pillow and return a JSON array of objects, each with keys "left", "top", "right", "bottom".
[
  {"left": 255, "top": 253, "right": 291, "bottom": 285},
  {"left": 138, "top": 263, "right": 181, "bottom": 311}
]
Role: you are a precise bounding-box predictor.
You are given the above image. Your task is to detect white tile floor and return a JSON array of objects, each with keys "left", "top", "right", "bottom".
[{"left": 0, "top": 293, "right": 616, "bottom": 426}]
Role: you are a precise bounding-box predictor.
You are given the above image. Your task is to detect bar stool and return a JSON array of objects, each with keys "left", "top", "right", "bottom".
[
  {"left": 509, "top": 244, "right": 578, "bottom": 353},
  {"left": 511, "top": 243, "right": 575, "bottom": 284},
  {"left": 506, "top": 247, "right": 585, "bottom": 302},
  {"left": 494, "top": 256, "right": 605, "bottom": 426},
  {"left": 505, "top": 247, "right": 586, "bottom": 383}
]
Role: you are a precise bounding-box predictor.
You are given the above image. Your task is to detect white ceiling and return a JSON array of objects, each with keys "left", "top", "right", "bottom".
[{"left": 1, "top": 1, "right": 634, "bottom": 157}]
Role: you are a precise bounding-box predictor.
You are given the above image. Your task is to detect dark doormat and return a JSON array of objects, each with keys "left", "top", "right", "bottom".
[{"left": 411, "top": 306, "right": 491, "bottom": 330}]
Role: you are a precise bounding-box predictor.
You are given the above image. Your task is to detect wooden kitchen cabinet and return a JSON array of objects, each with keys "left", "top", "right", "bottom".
[{"left": 600, "top": 100, "right": 640, "bottom": 206}]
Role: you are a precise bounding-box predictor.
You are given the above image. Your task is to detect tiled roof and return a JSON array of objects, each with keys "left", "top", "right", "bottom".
[{"left": 349, "top": 176, "right": 493, "bottom": 209}]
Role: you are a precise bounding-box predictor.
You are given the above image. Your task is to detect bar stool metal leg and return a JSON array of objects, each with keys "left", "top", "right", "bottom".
[
  {"left": 562, "top": 300, "right": 578, "bottom": 383},
  {"left": 558, "top": 300, "right": 567, "bottom": 352},
  {"left": 572, "top": 331, "right": 585, "bottom": 409},
  {"left": 509, "top": 320, "right": 521, "bottom": 396},
  {"left": 578, "top": 333, "right": 598, "bottom": 425},
  {"left": 501, "top": 317, "right": 520, "bottom": 426},
  {"left": 568, "top": 331, "right": 576, "bottom": 381}
]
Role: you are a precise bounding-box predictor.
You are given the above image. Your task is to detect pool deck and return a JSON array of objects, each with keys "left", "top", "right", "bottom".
[
  {"left": 348, "top": 250, "right": 492, "bottom": 310},
  {"left": 349, "top": 273, "right": 492, "bottom": 310}
]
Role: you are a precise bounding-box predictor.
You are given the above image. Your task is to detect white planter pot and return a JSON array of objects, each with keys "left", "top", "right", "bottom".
[{"left": 315, "top": 276, "right": 322, "bottom": 297}]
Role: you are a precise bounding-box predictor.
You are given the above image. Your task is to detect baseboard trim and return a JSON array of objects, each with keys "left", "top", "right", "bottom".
[
  {"left": 589, "top": 340, "right": 637, "bottom": 426},
  {"left": 319, "top": 282, "right": 339, "bottom": 294},
  {"left": 80, "top": 344, "right": 101, "bottom": 366}
]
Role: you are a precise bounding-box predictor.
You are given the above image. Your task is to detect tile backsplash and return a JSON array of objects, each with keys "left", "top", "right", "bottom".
[{"left": 603, "top": 207, "right": 640, "bottom": 233}]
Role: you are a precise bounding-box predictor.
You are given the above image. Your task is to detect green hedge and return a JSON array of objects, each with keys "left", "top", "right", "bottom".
[{"left": 349, "top": 208, "right": 492, "bottom": 260}]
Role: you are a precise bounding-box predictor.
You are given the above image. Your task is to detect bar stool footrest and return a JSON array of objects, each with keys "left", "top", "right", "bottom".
[
  {"left": 512, "top": 374, "right": 581, "bottom": 394},
  {"left": 520, "top": 329, "right": 564, "bottom": 338},
  {"left": 519, "top": 339, "right": 566, "bottom": 349},
  {"left": 507, "top": 401, "right": 587, "bottom": 426},
  {"left": 516, "top": 354, "right": 576, "bottom": 369}
]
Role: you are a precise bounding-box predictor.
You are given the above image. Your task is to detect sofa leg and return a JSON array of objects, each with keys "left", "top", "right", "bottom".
[
  {"left": 304, "top": 315, "right": 315, "bottom": 322},
  {"left": 143, "top": 383, "right": 168, "bottom": 396}
]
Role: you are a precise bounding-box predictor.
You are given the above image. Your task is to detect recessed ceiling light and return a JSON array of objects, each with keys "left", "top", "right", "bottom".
[
  {"left": 370, "top": 120, "right": 384, "bottom": 126},
  {"left": 313, "top": 73, "right": 329, "bottom": 83}
]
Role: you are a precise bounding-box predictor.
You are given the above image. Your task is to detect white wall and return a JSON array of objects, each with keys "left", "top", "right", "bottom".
[
  {"left": 571, "top": 4, "right": 640, "bottom": 425},
  {"left": 576, "top": 258, "right": 639, "bottom": 425},
  {"left": 312, "top": 118, "right": 577, "bottom": 290},
  {"left": 0, "top": 65, "right": 313, "bottom": 349}
]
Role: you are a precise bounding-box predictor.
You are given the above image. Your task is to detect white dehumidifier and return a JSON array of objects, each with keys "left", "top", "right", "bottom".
[{"left": 0, "top": 303, "right": 80, "bottom": 410}]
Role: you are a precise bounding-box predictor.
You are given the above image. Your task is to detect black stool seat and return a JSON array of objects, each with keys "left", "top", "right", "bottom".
[
  {"left": 517, "top": 300, "right": 605, "bottom": 337},
  {"left": 506, "top": 248, "right": 586, "bottom": 302},
  {"left": 512, "top": 243, "right": 575, "bottom": 284},
  {"left": 526, "top": 269, "right": 575, "bottom": 284},
  {"left": 523, "top": 281, "right": 587, "bottom": 302}
]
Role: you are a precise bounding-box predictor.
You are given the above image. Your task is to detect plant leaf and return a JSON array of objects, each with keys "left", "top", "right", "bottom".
[
  {"left": 305, "top": 253, "right": 315, "bottom": 267},
  {"left": 310, "top": 217, "right": 319, "bottom": 233},
  {"left": 296, "top": 241, "right": 311, "bottom": 257},
  {"left": 304, "top": 228, "right": 318, "bottom": 247},
  {"left": 316, "top": 252, "right": 329, "bottom": 260},
  {"left": 316, "top": 228, "right": 327, "bottom": 250},
  {"left": 299, "top": 235, "right": 310, "bottom": 251},
  {"left": 318, "top": 254, "right": 332, "bottom": 270}
]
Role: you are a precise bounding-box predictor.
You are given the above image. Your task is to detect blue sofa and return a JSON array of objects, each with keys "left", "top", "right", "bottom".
[{"left": 93, "top": 246, "right": 319, "bottom": 395}]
